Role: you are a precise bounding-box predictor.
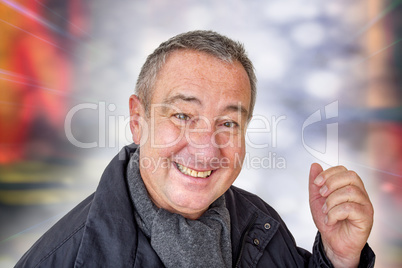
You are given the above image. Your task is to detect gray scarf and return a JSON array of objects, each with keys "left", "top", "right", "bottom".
[{"left": 126, "top": 151, "right": 232, "bottom": 268}]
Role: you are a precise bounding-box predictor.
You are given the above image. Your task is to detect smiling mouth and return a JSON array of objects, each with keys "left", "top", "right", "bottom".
[{"left": 175, "top": 162, "right": 213, "bottom": 178}]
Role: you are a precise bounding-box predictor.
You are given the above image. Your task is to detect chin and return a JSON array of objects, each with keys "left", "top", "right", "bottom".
[{"left": 168, "top": 191, "right": 217, "bottom": 217}]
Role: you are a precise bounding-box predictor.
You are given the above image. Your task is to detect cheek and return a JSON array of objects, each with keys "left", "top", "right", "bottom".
[
  {"left": 215, "top": 131, "right": 245, "bottom": 149},
  {"left": 220, "top": 135, "right": 246, "bottom": 168},
  {"left": 214, "top": 130, "right": 244, "bottom": 149},
  {"left": 152, "top": 120, "right": 187, "bottom": 156}
]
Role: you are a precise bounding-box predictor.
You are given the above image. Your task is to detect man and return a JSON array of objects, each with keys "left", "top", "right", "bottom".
[{"left": 16, "top": 30, "right": 375, "bottom": 267}]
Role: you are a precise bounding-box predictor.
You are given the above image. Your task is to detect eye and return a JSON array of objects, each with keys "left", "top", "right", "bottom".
[
  {"left": 223, "top": 121, "right": 238, "bottom": 128},
  {"left": 174, "top": 113, "right": 190, "bottom": 121}
]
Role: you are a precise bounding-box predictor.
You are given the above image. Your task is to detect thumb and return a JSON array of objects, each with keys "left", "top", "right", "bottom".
[
  {"left": 309, "top": 163, "right": 324, "bottom": 202},
  {"left": 309, "top": 163, "right": 326, "bottom": 229}
]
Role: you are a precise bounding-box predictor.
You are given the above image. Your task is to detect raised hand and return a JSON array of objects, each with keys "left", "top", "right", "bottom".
[{"left": 309, "top": 163, "right": 374, "bottom": 268}]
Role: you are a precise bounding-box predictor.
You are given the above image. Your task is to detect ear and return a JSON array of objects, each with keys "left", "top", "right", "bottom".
[{"left": 129, "top": 94, "right": 145, "bottom": 144}]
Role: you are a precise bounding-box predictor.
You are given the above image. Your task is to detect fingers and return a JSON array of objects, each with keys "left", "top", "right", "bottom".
[
  {"left": 325, "top": 201, "right": 373, "bottom": 226},
  {"left": 314, "top": 166, "right": 366, "bottom": 198},
  {"left": 313, "top": 165, "right": 373, "bottom": 225},
  {"left": 322, "top": 184, "right": 368, "bottom": 214},
  {"left": 314, "top": 165, "right": 347, "bottom": 186}
]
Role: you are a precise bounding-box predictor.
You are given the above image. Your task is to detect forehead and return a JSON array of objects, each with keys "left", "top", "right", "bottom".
[{"left": 151, "top": 50, "right": 251, "bottom": 109}]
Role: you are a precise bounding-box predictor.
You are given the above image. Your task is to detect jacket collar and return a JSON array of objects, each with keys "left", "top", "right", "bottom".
[{"left": 75, "top": 145, "right": 140, "bottom": 267}]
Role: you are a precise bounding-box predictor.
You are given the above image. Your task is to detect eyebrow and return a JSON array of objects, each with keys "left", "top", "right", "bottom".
[
  {"left": 224, "top": 104, "right": 249, "bottom": 118},
  {"left": 162, "top": 93, "right": 249, "bottom": 117}
]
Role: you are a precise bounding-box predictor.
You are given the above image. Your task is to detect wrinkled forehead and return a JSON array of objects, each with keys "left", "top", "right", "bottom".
[{"left": 151, "top": 50, "right": 251, "bottom": 108}]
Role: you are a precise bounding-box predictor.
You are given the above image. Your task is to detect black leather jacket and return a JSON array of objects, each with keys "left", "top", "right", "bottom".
[{"left": 16, "top": 145, "right": 375, "bottom": 267}]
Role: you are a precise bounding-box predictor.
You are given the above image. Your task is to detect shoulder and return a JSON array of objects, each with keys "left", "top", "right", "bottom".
[{"left": 16, "top": 193, "right": 94, "bottom": 268}]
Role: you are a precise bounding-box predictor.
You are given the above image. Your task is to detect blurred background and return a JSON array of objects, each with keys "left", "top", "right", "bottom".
[{"left": 0, "top": 0, "right": 401, "bottom": 267}]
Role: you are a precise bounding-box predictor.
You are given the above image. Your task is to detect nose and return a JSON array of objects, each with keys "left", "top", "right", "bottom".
[{"left": 186, "top": 118, "right": 221, "bottom": 161}]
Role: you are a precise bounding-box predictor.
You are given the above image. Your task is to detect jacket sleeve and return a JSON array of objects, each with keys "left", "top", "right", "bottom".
[{"left": 304, "top": 232, "right": 376, "bottom": 268}]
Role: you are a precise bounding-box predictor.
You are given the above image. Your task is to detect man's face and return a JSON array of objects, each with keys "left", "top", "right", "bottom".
[{"left": 130, "top": 50, "right": 251, "bottom": 219}]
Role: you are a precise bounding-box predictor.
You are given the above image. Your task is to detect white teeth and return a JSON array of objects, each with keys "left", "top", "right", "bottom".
[{"left": 176, "top": 163, "right": 212, "bottom": 178}]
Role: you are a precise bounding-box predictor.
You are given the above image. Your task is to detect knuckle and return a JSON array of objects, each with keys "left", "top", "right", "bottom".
[
  {"left": 337, "top": 165, "right": 347, "bottom": 172},
  {"left": 367, "top": 207, "right": 374, "bottom": 218},
  {"left": 347, "top": 170, "right": 358, "bottom": 178},
  {"left": 345, "top": 185, "right": 356, "bottom": 195},
  {"left": 343, "top": 202, "right": 354, "bottom": 212},
  {"left": 369, "top": 206, "right": 374, "bottom": 218}
]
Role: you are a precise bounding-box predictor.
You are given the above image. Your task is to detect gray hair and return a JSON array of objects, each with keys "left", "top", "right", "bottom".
[{"left": 135, "top": 30, "right": 257, "bottom": 120}]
